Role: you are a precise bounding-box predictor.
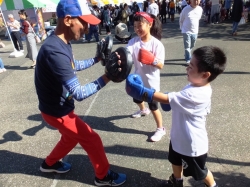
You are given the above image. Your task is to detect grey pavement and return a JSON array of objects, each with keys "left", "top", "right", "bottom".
[{"left": 0, "top": 16, "right": 250, "bottom": 187}]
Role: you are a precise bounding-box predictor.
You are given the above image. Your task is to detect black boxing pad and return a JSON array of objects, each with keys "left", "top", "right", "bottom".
[
  {"left": 96, "top": 35, "right": 113, "bottom": 66},
  {"left": 105, "top": 47, "right": 133, "bottom": 83}
]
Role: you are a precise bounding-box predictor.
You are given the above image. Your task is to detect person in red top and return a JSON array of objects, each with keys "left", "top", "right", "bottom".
[{"left": 18, "top": 10, "right": 38, "bottom": 68}]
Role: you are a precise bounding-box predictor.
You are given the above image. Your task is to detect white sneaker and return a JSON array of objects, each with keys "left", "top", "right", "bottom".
[
  {"left": 132, "top": 108, "right": 151, "bottom": 118},
  {"left": 20, "top": 50, "right": 24, "bottom": 53},
  {"left": 2, "top": 68, "right": 6, "bottom": 72},
  {"left": 0, "top": 69, "right": 3, "bottom": 73},
  {"left": 150, "top": 127, "right": 166, "bottom": 142}
]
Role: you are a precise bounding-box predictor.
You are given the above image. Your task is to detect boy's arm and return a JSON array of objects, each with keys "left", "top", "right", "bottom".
[
  {"left": 73, "top": 57, "right": 99, "bottom": 71},
  {"left": 153, "top": 92, "right": 169, "bottom": 104},
  {"left": 125, "top": 74, "right": 171, "bottom": 111},
  {"left": 126, "top": 74, "right": 169, "bottom": 104}
]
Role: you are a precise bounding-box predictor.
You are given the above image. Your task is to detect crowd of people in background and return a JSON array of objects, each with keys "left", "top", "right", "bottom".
[
  {"left": 1, "top": 0, "right": 250, "bottom": 53},
  {"left": 84, "top": 0, "right": 250, "bottom": 44},
  {"left": 1, "top": 0, "right": 250, "bottom": 46}
]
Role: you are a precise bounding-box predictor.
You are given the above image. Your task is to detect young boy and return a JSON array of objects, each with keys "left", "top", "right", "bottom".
[{"left": 126, "top": 46, "right": 227, "bottom": 187}]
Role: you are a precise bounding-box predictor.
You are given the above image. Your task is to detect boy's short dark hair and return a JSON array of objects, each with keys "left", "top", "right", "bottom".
[{"left": 193, "top": 46, "right": 227, "bottom": 82}]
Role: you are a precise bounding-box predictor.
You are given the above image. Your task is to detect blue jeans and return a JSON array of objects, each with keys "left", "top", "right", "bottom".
[
  {"left": 232, "top": 21, "right": 239, "bottom": 34},
  {"left": 0, "top": 58, "right": 4, "bottom": 69},
  {"left": 183, "top": 33, "right": 197, "bottom": 62},
  {"left": 86, "top": 26, "right": 99, "bottom": 42}
]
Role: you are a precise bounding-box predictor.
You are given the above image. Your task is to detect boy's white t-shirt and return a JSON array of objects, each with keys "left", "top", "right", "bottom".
[
  {"left": 179, "top": 5, "right": 203, "bottom": 34},
  {"left": 127, "top": 36, "right": 165, "bottom": 91},
  {"left": 168, "top": 84, "right": 212, "bottom": 157}
]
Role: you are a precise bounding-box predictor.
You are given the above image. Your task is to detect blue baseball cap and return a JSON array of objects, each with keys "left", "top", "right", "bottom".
[{"left": 57, "top": 0, "right": 100, "bottom": 25}]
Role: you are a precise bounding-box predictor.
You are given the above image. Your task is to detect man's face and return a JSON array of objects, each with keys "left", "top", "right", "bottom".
[
  {"left": 68, "top": 17, "right": 89, "bottom": 41},
  {"left": 190, "top": 0, "right": 200, "bottom": 6},
  {"left": 9, "top": 17, "right": 14, "bottom": 22}
]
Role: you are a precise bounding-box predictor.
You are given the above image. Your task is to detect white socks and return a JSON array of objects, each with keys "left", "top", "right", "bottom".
[{"left": 210, "top": 183, "right": 217, "bottom": 187}]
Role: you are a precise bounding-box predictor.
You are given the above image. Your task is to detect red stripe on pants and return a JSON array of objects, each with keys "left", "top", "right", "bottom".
[{"left": 41, "top": 111, "right": 109, "bottom": 179}]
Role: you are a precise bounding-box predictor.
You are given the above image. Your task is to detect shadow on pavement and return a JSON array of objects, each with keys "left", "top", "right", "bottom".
[
  {"left": 161, "top": 71, "right": 250, "bottom": 77},
  {"left": 161, "top": 72, "right": 187, "bottom": 77},
  {"left": 223, "top": 71, "right": 250, "bottom": 75},
  {"left": 199, "top": 21, "right": 250, "bottom": 41},
  {"left": 165, "top": 59, "right": 185, "bottom": 62},
  {"left": 82, "top": 115, "right": 152, "bottom": 137},
  {"left": 74, "top": 144, "right": 168, "bottom": 160},
  {"left": 1, "top": 149, "right": 250, "bottom": 186},
  {"left": 187, "top": 171, "right": 250, "bottom": 187},
  {"left": 164, "top": 61, "right": 187, "bottom": 67},
  {"left": 24, "top": 113, "right": 152, "bottom": 139},
  {"left": 0, "top": 51, "right": 14, "bottom": 54},
  {"left": 0, "top": 131, "right": 22, "bottom": 144},
  {"left": 23, "top": 114, "right": 56, "bottom": 136},
  {"left": 4, "top": 65, "right": 30, "bottom": 71},
  {"left": 160, "top": 15, "right": 250, "bottom": 42},
  {"left": 0, "top": 150, "right": 162, "bottom": 187}
]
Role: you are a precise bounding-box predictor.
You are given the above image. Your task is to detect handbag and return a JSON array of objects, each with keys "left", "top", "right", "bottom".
[
  {"left": 26, "top": 21, "right": 41, "bottom": 43},
  {"left": 34, "top": 35, "right": 41, "bottom": 43},
  {"left": 239, "top": 17, "right": 246, "bottom": 25}
]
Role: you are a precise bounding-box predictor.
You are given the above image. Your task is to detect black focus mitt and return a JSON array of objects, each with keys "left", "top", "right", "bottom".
[
  {"left": 105, "top": 47, "right": 133, "bottom": 83},
  {"left": 96, "top": 35, "right": 113, "bottom": 66}
]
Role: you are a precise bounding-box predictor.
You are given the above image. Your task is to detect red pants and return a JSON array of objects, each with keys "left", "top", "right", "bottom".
[{"left": 41, "top": 111, "right": 109, "bottom": 179}]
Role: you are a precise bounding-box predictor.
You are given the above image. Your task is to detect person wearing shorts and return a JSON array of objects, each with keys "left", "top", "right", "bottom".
[
  {"left": 125, "top": 47, "right": 226, "bottom": 186},
  {"left": 158, "top": 46, "right": 226, "bottom": 187},
  {"left": 168, "top": 142, "right": 209, "bottom": 181}
]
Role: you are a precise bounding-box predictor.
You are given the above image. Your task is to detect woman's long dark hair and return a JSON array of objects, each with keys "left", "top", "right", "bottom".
[
  {"left": 18, "top": 9, "right": 28, "bottom": 19},
  {"left": 133, "top": 13, "right": 162, "bottom": 40}
]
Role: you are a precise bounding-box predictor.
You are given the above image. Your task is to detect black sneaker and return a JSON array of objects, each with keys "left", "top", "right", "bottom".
[
  {"left": 94, "top": 170, "right": 126, "bottom": 186},
  {"left": 40, "top": 160, "right": 71, "bottom": 173},
  {"left": 162, "top": 174, "right": 183, "bottom": 187}
]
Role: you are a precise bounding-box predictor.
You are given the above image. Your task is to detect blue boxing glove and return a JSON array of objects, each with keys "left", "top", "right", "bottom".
[
  {"left": 126, "top": 74, "right": 155, "bottom": 103},
  {"left": 160, "top": 92, "right": 171, "bottom": 111}
]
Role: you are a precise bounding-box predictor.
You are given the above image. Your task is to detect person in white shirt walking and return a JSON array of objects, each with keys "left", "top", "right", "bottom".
[
  {"left": 147, "top": 0, "right": 159, "bottom": 17},
  {"left": 181, "top": 0, "right": 188, "bottom": 10},
  {"left": 179, "top": 0, "right": 202, "bottom": 63},
  {"left": 7, "top": 14, "right": 24, "bottom": 52}
]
